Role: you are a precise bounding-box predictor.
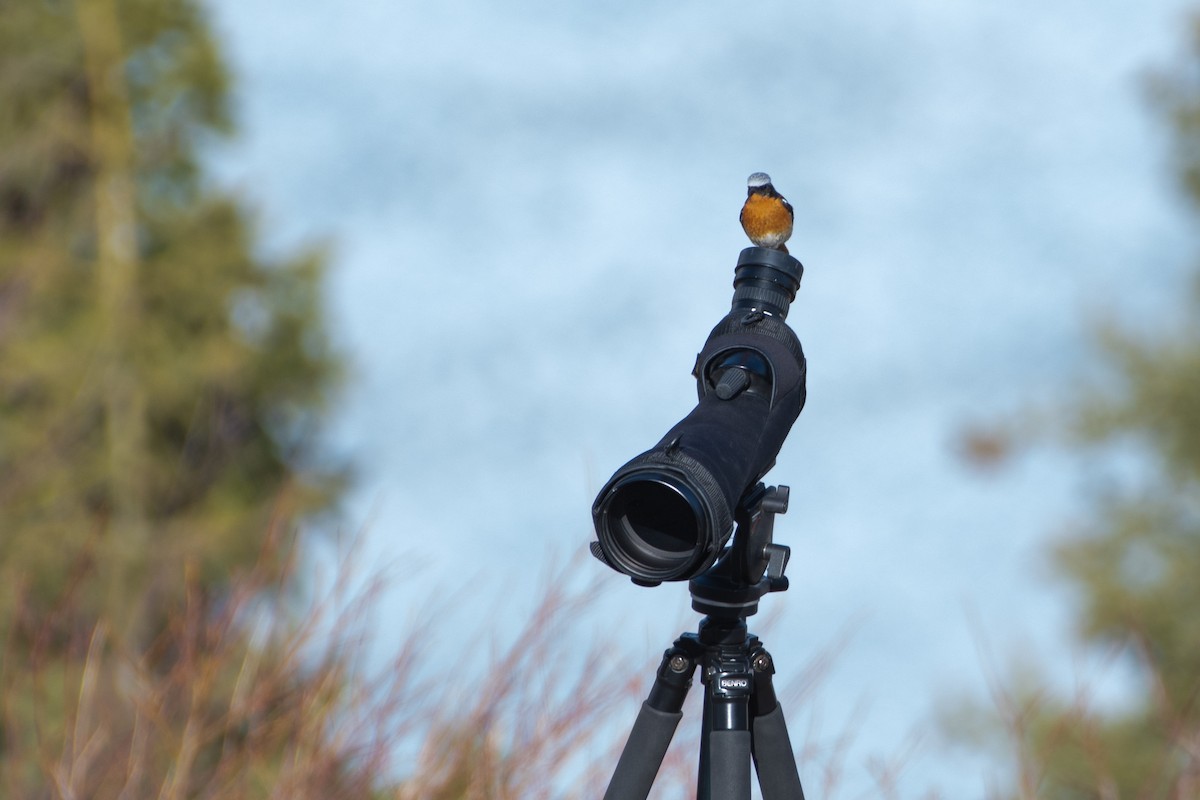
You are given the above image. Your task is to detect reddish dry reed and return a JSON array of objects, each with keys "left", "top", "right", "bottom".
[{"left": 0, "top": 515, "right": 891, "bottom": 799}]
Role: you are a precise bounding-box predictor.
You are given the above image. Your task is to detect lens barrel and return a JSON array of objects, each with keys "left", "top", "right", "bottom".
[{"left": 594, "top": 460, "right": 726, "bottom": 583}]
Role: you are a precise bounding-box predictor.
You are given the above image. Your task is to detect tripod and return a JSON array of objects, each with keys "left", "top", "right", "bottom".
[{"left": 603, "top": 484, "right": 807, "bottom": 800}]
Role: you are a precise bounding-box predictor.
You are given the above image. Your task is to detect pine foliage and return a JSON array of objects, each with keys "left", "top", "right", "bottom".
[{"left": 0, "top": 0, "right": 341, "bottom": 642}]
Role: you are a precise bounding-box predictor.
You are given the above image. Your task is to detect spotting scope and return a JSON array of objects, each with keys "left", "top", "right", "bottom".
[{"left": 590, "top": 246, "right": 807, "bottom": 586}]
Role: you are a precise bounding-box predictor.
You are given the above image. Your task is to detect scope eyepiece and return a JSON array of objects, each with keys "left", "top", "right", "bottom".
[{"left": 731, "top": 246, "right": 803, "bottom": 319}]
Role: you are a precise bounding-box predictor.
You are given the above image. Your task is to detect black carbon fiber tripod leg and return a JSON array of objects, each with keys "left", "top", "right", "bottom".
[
  {"left": 749, "top": 646, "right": 806, "bottom": 800},
  {"left": 697, "top": 635, "right": 754, "bottom": 800},
  {"left": 603, "top": 640, "right": 700, "bottom": 800},
  {"left": 699, "top": 704, "right": 753, "bottom": 800}
]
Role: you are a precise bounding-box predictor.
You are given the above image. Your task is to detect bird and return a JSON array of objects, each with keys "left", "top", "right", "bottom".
[{"left": 739, "top": 172, "right": 794, "bottom": 254}]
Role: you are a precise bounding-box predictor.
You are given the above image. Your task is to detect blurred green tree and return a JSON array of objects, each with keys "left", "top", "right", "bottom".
[
  {"left": 0, "top": 0, "right": 353, "bottom": 794},
  {"left": 949, "top": 19, "right": 1200, "bottom": 800},
  {"left": 0, "top": 0, "right": 341, "bottom": 649}
]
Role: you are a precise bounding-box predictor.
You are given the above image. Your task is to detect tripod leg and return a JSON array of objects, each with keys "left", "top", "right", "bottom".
[
  {"left": 698, "top": 660, "right": 753, "bottom": 800},
  {"left": 605, "top": 701, "right": 684, "bottom": 800},
  {"left": 748, "top": 648, "right": 806, "bottom": 800},
  {"left": 604, "top": 643, "right": 698, "bottom": 800},
  {"left": 701, "top": 726, "right": 752, "bottom": 800}
]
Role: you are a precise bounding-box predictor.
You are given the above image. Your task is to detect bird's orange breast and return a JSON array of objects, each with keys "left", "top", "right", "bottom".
[{"left": 740, "top": 194, "right": 794, "bottom": 248}]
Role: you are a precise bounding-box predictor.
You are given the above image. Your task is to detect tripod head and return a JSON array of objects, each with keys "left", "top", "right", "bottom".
[{"left": 689, "top": 482, "right": 791, "bottom": 620}]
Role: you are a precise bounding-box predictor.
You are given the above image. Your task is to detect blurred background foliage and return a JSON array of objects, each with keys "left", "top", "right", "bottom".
[
  {"left": 0, "top": 0, "right": 352, "bottom": 795},
  {"left": 1, "top": 0, "right": 1199, "bottom": 797},
  {"left": 0, "top": 0, "right": 341, "bottom": 645},
  {"left": 947, "top": 20, "right": 1200, "bottom": 799}
]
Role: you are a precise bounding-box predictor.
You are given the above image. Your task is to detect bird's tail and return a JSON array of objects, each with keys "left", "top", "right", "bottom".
[{"left": 776, "top": 243, "right": 789, "bottom": 255}]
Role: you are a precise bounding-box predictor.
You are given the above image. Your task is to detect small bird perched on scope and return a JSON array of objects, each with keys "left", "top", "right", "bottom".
[{"left": 739, "top": 172, "right": 794, "bottom": 254}]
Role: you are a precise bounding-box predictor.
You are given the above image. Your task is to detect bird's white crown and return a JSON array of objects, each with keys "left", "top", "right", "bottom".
[{"left": 747, "top": 172, "right": 772, "bottom": 188}]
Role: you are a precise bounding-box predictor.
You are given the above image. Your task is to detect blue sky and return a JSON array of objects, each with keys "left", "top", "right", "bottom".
[{"left": 205, "top": 0, "right": 1196, "bottom": 794}]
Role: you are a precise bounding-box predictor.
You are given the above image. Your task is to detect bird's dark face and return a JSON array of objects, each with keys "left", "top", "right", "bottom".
[{"left": 748, "top": 182, "right": 783, "bottom": 200}]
